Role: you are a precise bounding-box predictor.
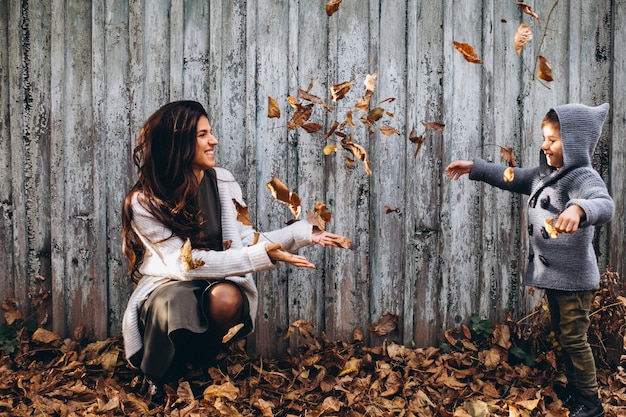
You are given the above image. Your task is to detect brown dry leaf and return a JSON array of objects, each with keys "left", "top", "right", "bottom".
[
  {"left": 2, "top": 298, "right": 22, "bottom": 325},
  {"left": 181, "top": 238, "right": 205, "bottom": 270},
  {"left": 284, "top": 319, "right": 316, "bottom": 339},
  {"left": 492, "top": 323, "right": 512, "bottom": 349},
  {"left": 202, "top": 381, "right": 240, "bottom": 401},
  {"left": 266, "top": 177, "right": 302, "bottom": 219},
  {"left": 254, "top": 398, "right": 275, "bottom": 417},
  {"left": 315, "top": 201, "right": 333, "bottom": 223},
  {"left": 364, "top": 72, "right": 377, "bottom": 92},
  {"left": 330, "top": 80, "right": 353, "bottom": 102},
  {"left": 324, "top": 121, "right": 340, "bottom": 138},
  {"left": 409, "top": 129, "right": 427, "bottom": 159},
  {"left": 344, "top": 156, "right": 355, "bottom": 168},
  {"left": 222, "top": 323, "right": 245, "bottom": 343},
  {"left": 323, "top": 144, "right": 339, "bottom": 155},
  {"left": 325, "top": 0, "right": 342, "bottom": 16},
  {"left": 500, "top": 147, "right": 518, "bottom": 167},
  {"left": 384, "top": 205, "right": 399, "bottom": 214},
  {"left": 368, "top": 312, "right": 399, "bottom": 336},
  {"left": 364, "top": 107, "right": 385, "bottom": 125},
  {"left": 538, "top": 55, "right": 554, "bottom": 82},
  {"left": 453, "top": 41, "right": 483, "bottom": 64},
  {"left": 421, "top": 120, "right": 445, "bottom": 131},
  {"left": 379, "top": 125, "right": 400, "bottom": 136},
  {"left": 302, "top": 123, "right": 323, "bottom": 133},
  {"left": 516, "top": 2, "right": 540, "bottom": 21},
  {"left": 287, "top": 103, "right": 314, "bottom": 130},
  {"left": 514, "top": 23, "right": 533, "bottom": 55},
  {"left": 223, "top": 239, "right": 232, "bottom": 249},
  {"left": 232, "top": 199, "right": 253, "bottom": 226},
  {"left": 355, "top": 89, "right": 373, "bottom": 111},
  {"left": 346, "top": 110, "right": 356, "bottom": 128},
  {"left": 503, "top": 167, "right": 515, "bottom": 183},
  {"left": 544, "top": 217, "right": 558, "bottom": 239},
  {"left": 306, "top": 210, "right": 326, "bottom": 231},
  {"left": 32, "top": 328, "right": 62, "bottom": 344},
  {"left": 340, "top": 136, "right": 372, "bottom": 175},
  {"left": 268, "top": 96, "right": 281, "bottom": 118}
]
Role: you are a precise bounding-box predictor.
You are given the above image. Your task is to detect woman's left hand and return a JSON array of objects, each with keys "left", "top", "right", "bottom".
[{"left": 312, "top": 228, "right": 351, "bottom": 248}]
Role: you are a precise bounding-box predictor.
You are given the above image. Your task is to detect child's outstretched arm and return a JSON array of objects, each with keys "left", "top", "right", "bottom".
[{"left": 445, "top": 160, "right": 474, "bottom": 180}]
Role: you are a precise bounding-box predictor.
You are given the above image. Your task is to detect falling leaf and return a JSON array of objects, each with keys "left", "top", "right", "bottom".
[
  {"left": 181, "top": 238, "right": 206, "bottom": 270},
  {"left": 346, "top": 110, "right": 356, "bottom": 128},
  {"left": 364, "top": 72, "right": 377, "bottom": 92},
  {"left": 421, "top": 120, "right": 445, "bottom": 131},
  {"left": 223, "top": 239, "right": 232, "bottom": 250},
  {"left": 324, "top": 121, "right": 340, "bottom": 138},
  {"left": 514, "top": 23, "right": 533, "bottom": 55},
  {"left": 323, "top": 144, "right": 339, "bottom": 155},
  {"left": 330, "top": 80, "right": 353, "bottom": 102},
  {"left": 344, "top": 156, "right": 355, "bottom": 168},
  {"left": 2, "top": 298, "right": 22, "bottom": 325},
  {"left": 232, "top": 199, "right": 253, "bottom": 226},
  {"left": 409, "top": 129, "right": 427, "bottom": 158},
  {"left": 368, "top": 312, "right": 399, "bottom": 336},
  {"left": 544, "top": 217, "right": 558, "bottom": 238},
  {"left": 365, "top": 107, "right": 385, "bottom": 124},
  {"left": 384, "top": 205, "right": 400, "bottom": 214},
  {"left": 538, "top": 55, "right": 554, "bottom": 82},
  {"left": 503, "top": 167, "right": 515, "bottom": 182},
  {"left": 325, "top": 0, "right": 342, "bottom": 16},
  {"left": 302, "top": 122, "right": 323, "bottom": 133},
  {"left": 315, "top": 201, "right": 333, "bottom": 223},
  {"left": 222, "top": 323, "right": 245, "bottom": 343},
  {"left": 379, "top": 125, "right": 400, "bottom": 136},
  {"left": 306, "top": 210, "right": 326, "bottom": 231},
  {"left": 266, "top": 176, "right": 302, "bottom": 219},
  {"left": 355, "top": 90, "right": 373, "bottom": 111},
  {"left": 500, "top": 147, "right": 518, "bottom": 167},
  {"left": 453, "top": 41, "right": 483, "bottom": 64},
  {"left": 516, "top": 2, "right": 540, "bottom": 21},
  {"left": 287, "top": 103, "right": 314, "bottom": 129},
  {"left": 340, "top": 136, "right": 372, "bottom": 175},
  {"left": 268, "top": 96, "right": 281, "bottom": 118}
]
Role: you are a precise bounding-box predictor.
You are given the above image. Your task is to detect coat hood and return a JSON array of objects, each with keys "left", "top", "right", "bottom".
[{"left": 550, "top": 103, "right": 610, "bottom": 169}]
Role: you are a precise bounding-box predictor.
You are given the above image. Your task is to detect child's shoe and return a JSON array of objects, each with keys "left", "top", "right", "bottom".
[{"left": 568, "top": 393, "right": 604, "bottom": 417}]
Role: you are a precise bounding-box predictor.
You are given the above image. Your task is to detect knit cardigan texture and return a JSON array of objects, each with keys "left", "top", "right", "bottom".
[
  {"left": 122, "top": 167, "right": 313, "bottom": 362},
  {"left": 469, "top": 103, "right": 614, "bottom": 291}
]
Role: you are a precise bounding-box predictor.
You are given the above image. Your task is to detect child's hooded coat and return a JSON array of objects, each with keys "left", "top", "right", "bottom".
[{"left": 469, "top": 103, "right": 614, "bottom": 291}]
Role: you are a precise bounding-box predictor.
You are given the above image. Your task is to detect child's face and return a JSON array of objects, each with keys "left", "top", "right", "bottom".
[{"left": 541, "top": 124, "right": 563, "bottom": 168}]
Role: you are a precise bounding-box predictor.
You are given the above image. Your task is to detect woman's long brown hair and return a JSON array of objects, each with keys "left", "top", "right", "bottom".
[{"left": 122, "top": 100, "right": 209, "bottom": 281}]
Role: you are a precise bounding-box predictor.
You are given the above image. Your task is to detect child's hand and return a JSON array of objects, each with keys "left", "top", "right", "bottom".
[
  {"left": 265, "top": 242, "right": 315, "bottom": 268},
  {"left": 445, "top": 160, "right": 474, "bottom": 180},
  {"left": 555, "top": 205, "right": 585, "bottom": 233}
]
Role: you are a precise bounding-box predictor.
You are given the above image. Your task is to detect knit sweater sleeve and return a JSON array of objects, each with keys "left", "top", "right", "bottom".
[
  {"left": 565, "top": 169, "right": 614, "bottom": 227},
  {"left": 469, "top": 157, "right": 537, "bottom": 195},
  {"left": 131, "top": 194, "right": 275, "bottom": 280}
]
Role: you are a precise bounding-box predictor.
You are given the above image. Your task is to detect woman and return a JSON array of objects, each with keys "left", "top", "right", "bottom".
[{"left": 121, "top": 100, "right": 346, "bottom": 387}]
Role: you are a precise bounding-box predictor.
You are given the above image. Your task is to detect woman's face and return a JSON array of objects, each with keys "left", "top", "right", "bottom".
[{"left": 192, "top": 116, "right": 218, "bottom": 175}]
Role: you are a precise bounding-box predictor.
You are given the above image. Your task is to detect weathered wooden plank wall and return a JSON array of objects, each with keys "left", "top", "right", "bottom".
[{"left": 1, "top": 0, "right": 624, "bottom": 358}]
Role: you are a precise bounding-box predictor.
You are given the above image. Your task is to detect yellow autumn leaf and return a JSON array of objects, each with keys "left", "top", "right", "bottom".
[{"left": 268, "top": 96, "right": 280, "bottom": 118}]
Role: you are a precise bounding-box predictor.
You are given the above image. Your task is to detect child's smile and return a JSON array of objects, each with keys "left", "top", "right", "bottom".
[{"left": 541, "top": 124, "right": 564, "bottom": 169}]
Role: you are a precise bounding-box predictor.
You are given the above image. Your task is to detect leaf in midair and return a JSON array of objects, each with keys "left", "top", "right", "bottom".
[
  {"left": 325, "top": 0, "right": 342, "bottom": 16},
  {"left": 315, "top": 201, "right": 333, "bottom": 223},
  {"left": 514, "top": 23, "right": 533, "bottom": 55},
  {"left": 516, "top": 2, "right": 540, "bottom": 21},
  {"left": 346, "top": 111, "right": 356, "bottom": 128},
  {"left": 324, "top": 121, "right": 340, "bottom": 138},
  {"left": 537, "top": 56, "right": 554, "bottom": 82},
  {"left": 287, "top": 103, "right": 314, "bottom": 129},
  {"left": 500, "top": 147, "right": 518, "bottom": 167},
  {"left": 232, "top": 199, "right": 253, "bottom": 226},
  {"left": 453, "top": 41, "right": 483, "bottom": 64},
  {"left": 364, "top": 72, "right": 377, "bottom": 92},
  {"left": 409, "top": 128, "right": 426, "bottom": 158},
  {"left": 323, "top": 144, "right": 339, "bottom": 155},
  {"left": 341, "top": 136, "right": 372, "bottom": 175},
  {"left": 330, "top": 80, "right": 353, "bottom": 102},
  {"left": 368, "top": 312, "right": 399, "bottom": 336},
  {"left": 266, "top": 176, "right": 302, "bottom": 219},
  {"left": 384, "top": 205, "right": 400, "bottom": 214},
  {"left": 306, "top": 210, "right": 326, "bottom": 231},
  {"left": 354, "top": 90, "right": 373, "bottom": 111},
  {"left": 181, "top": 238, "right": 206, "bottom": 271},
  {"left": 379, "top": 125, "right": 400, "bottom": 136},
  {"left": 268, "top": 96, "right": 281, "bottom": 118},
  {"left": 302, "top": 123, "right": 323, "bottom": 133},
  {"left": 421, "top": 120, "right": 445, "bottom": 131}
]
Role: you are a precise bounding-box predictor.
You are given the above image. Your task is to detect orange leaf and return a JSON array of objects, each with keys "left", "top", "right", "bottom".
[
  {"left": 368, "top": 312, "right": 399, "bottom": 336},
  {"left": 324, "top": 120, "right": 340, "bottom": 138},
  {"left": 421, "top": 120, "right": 445, "bottom": 131},
  {"left": 302, "top": 123, "right": 323, "bottom": 133},
  {"left": 232, "top": 199, "right": 253, "bottom": 226},
  {"left": 266, "top": 176, "right": 302, "bottom": 219},
  {"left": 314, "top": 201, "right": 333, "bottom": 223},
  {"left": 287, "top": 103, "right": 314, "bottom": 129},
  {"left": 544, "top": 217, "right": 558, "bottom": 238},
  {"left": 340, "top": 136, "right": 372, "bottom": 175},
  {"left": 325, "top": 0, "right": 342, "bottom": 16},
  {"left": 379, "top": 125, "right": 400, "bottom": 136},
  {"left": 538, "top": 55, "right": 554, "bottom": 82},
  {"left": 268, "top": 96, "right": 281, "bottom": 118},
  {"left": 330, "top": 80, "right": 353, "bottom": 102},
  {"left": 354, "top": 90, "right": 373, "bottom": 111},
  {"left": 516, "top": 2, "right": 540, "bottom": 21},
  {"left": 500, "top": 147, "right": 517, "bottom": 167},
  {"left": 514, "top": 23, "right": 533, "bottom": 55},
  {"left": 503, "top": 167, "right": 515, "bottom": 182},
  {"left": 453, "top": 41, "right": 483, "bottom": 64}
]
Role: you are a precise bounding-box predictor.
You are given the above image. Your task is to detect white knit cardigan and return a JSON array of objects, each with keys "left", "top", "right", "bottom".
[{"left": 122, "top": 167, "right": 313, "bottom": 362}]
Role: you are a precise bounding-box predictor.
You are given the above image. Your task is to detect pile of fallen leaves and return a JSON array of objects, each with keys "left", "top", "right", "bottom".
[{"left": 1, "top": 269, "right": 626, "bottom": 416}]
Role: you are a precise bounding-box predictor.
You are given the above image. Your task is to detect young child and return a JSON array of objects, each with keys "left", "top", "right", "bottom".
[{"left": 445, "top": 103, "right": 613, "bottom": 417}]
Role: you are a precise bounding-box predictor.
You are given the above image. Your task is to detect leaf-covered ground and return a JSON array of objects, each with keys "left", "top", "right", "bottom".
[{"left": 2, "top": 269, "right": 626, "bottom": 417}]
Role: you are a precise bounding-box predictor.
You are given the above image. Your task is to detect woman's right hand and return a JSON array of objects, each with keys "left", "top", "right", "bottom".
[
  {"left": 445, "top": 160, "right": 474, "bottom": 180},
  {"left": 265, "top": 243, "right": 315, "bottom": 269}
]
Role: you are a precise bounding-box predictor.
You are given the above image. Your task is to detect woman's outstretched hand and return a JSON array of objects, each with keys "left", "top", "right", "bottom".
[
  {"left": 265, "top": 242, "right": 315, "bottom": 268},
  {"left": 312, "top": 228, "right": 352, "bottom": 248},
  {"left": 445, "top": 160, "right": 474, "bottom": 180}
]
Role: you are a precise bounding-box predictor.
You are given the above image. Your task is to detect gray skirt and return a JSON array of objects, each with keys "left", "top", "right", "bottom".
[{"left": 136, "top": 279, "right": 251, "bottom": 382}]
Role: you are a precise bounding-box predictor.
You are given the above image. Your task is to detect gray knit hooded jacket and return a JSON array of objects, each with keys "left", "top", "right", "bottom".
[{"left": 469, "top": 103, "right": 614, "bottom": 291}]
